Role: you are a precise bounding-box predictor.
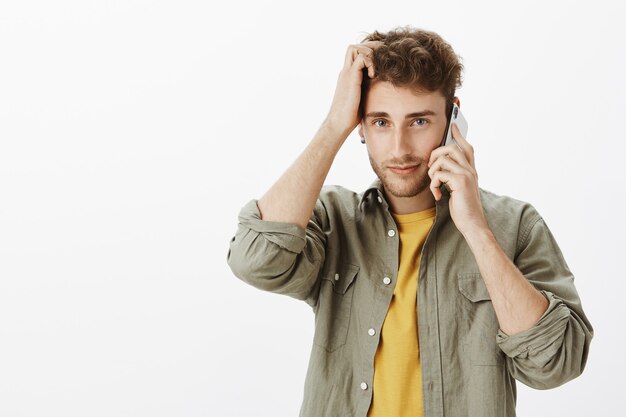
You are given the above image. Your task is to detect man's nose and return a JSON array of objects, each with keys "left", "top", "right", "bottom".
[{"left": 391, "top": 129, "right": 412, "bottom": 156}]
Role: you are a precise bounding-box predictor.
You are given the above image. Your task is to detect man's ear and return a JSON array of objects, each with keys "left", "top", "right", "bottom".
[{"left": 453, "top": 96, "right": 460, "bottom": 107}]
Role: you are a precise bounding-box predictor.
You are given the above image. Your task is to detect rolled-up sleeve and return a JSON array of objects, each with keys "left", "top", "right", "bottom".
[
  {"left": 226, "top": 198, "right": 327, "bottom": 308},
  {"left": 496, "top": 213, "right": 594, "bottom": 390}
]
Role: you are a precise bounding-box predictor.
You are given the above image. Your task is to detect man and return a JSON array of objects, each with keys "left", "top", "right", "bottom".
[{"left": 226, "top": 26, "right": 593, "bottom": 417}]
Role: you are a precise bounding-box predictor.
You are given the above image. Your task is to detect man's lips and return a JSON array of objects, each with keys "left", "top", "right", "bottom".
[{"left": 389, "top": 164, "right": 419, "bottom": 174}]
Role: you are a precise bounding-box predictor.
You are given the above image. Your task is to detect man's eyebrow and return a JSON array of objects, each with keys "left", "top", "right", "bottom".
[{"left": 365, "top": 110, "right": 437, "bottom": 119}]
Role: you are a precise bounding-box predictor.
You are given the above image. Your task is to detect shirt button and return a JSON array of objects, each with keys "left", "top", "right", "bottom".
[
  {"left": 377, "top": 195, "right": 383, "bottom": 203},
  {"left": 388, "top": 229, "right": 396, "bottom": 237},
  {"left": 382, "top": 276, "right": 391, "bottom": 285},
  {"left": 368, "top": 328, "right": 376, "bottom": 336},
  {"left": 334, "top": 273, "right": 339, "bottom": 281},
  {"left": 360, "top": 382, "right": 368, "bottom": 390}
]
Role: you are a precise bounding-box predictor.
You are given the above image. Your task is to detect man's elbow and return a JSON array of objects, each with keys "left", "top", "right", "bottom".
[
  {"left": 509, "top": 323, "right": 593, "bottom": 390},
  {"left": 226, "top": 230, "right": 310, "bottom": 294},
  {"left": 520, "top": 358, "right": 588, "bottom": 390}
]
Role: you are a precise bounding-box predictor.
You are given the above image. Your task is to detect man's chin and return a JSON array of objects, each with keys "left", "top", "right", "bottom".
[{"left": 381, "top": 173, "right": 430, "bottom": 198}]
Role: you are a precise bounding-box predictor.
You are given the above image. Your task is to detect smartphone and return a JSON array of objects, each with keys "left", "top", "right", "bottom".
[{"left": 440, "top": 102, "right": 468, "bottom": 147}]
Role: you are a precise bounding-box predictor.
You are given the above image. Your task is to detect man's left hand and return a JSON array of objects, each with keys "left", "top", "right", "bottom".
[{"left": 427, "top": 123, "right": 489, "bottom": 236}]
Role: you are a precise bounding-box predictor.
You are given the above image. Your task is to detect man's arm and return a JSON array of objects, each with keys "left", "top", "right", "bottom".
[
  {"left": 500, "top": 214, "right": 593, "bottom": 389},
  {"left": 427, "top": 121, "right": 593, "bottom": 389},
  {"left": 256, "top": 120, "right": 347, "bottom": 229},
  {"left": 256, "top": 40, "right": 383, "bottom": 228},
  {"left": 226, "top": 42, "right": 383, "bottom": 306},
  {"left": 464, "top": 210, "right": 594, "bottom": 389},
  {"left": 462, "top": 224, "right": 549, "bottom": 336},
  {"left": 429, "top": 126, "right": 549, "bottom": 332}
]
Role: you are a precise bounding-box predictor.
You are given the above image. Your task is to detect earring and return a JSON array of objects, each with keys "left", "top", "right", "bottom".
[{"left": 360, "top": 136, "right": 366, "bottom": 144}]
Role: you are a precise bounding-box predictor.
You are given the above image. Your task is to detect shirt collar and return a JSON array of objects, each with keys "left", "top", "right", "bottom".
[{"left": 359, "top": 177, "right": 385, "bottom": 210}]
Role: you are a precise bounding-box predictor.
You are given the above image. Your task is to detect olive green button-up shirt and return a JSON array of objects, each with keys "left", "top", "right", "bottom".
[{"left": 226, "top": 178, "right": 593, "bottom": 417}]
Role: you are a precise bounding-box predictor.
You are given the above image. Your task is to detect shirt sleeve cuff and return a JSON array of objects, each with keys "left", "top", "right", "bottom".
[
  {"left": 236, "top": 198, "right": 307, "bottom": 253},
  {"left": 496, "top": 290, "right": 571, "bottom": 361}
]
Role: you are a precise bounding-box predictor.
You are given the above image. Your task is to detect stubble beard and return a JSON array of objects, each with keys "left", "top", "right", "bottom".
[{"left": 368, "top": 154, "right": 431, "bottom": 198}]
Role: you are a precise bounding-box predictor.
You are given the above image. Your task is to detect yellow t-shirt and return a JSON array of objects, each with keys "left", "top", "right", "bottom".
[{"left": 367, "top": 206, "right": 436, "bottom": 417}]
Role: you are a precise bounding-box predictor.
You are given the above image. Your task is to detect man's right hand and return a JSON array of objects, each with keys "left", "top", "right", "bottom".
[{"left": 325, "top": 41, "right": 385, "bottom": 138}]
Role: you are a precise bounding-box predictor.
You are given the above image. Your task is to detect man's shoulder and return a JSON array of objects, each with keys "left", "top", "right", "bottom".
[
  {"left": 478, "top": 186, "right": 542, "bottom": 224},
  {"left": 313, "top": 184, "right": 373, "bottom": 223},
  {"left": 318, "top": 184, "right": 362, "bottom": 209}
]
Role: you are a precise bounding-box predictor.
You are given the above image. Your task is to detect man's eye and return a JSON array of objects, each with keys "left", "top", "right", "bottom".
[
  {"left": 414, "top": 118, "right": 428, "bottom": 126},
  {"left": 373, "top": 120, "right": 387, "bottom": 127}
]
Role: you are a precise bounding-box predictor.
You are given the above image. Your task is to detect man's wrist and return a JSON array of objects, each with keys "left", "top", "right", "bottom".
[
  {"left": 321, "top": 117, "right": 354, "bottom": 141},
  {"left": 461, "top": 223, "right": 496, "bottom": 252}
]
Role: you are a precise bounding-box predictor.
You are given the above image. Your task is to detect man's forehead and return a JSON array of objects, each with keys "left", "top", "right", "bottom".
[
  {"left": 364, "top": 109, "right": 438, "bottom": 119},
  {"left": 366, "top": 80, "right": 446, "bottom": 107},
  {"left": 364, "top": 92, "right": 446, "bottom": 118},
  {"left": 368, "top": 79, "right": 442, "bottom": 95}
]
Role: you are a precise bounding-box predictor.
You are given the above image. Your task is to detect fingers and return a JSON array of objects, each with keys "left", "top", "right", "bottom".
[
  {"left": 355, "top": 51, "right": 376, "bottom": 78},
  {"left": 428, "top": 163, "right": 475, "bottom": 200},
  {"left": 429, "top": 171, "right": 453, "bottom": 201},
  {"left": 352, "top": 40, "right": 385, "bottom": 60},
  {"left": 427, "top": 151, "right": 476, "bottom": 198},
  {"left": 427, "top": 123, "right": 478, "bottom": 201},
  {"left": 451, "top": 123, "right": 475, "bottom": 167},
  {"left": 428, "top": 123, "right": 475, "bottom": 170},
  {"left": 427, "top": 154, "right": 469, "bottom": 180},
  {"left": 343, "top": 41, "right": 384, "bottom": 78},
  {"left": 428, "top": 143, "right": 473, "bottom": 173}
]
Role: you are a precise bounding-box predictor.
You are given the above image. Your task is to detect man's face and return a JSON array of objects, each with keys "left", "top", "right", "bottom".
[{"left": 358, "top": 80, "right": 449, "bottom": 199}]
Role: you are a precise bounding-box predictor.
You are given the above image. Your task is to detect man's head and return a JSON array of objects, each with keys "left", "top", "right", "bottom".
[
  {"left": 357, "top": 25, "right": 464, "bottom": 127},
  {"left": 356, "top": 26, "right": 464, "bottom": 201}
]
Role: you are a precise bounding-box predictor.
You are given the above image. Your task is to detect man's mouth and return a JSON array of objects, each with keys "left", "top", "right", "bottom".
[{"left": 389, "top": 165, "right": 418, "bottom": 174}]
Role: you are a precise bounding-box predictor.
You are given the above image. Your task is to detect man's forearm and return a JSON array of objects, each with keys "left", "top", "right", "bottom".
[
  {"left": 257, "top": 119, "right": 350, "bottom": 229},
  {"left": 462, "top": 226, "right": 549, "bottom": 336}
]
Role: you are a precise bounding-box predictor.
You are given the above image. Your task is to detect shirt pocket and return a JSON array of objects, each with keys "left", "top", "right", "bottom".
[
  {"left": 457, "top": 272, "right": 504, "bottom": 366},
  {"left": 313, "top": 263, "right": 359, "bottom": 353},
  {"left": 457, "top": 272, "right": 496, "bottom": 329}
]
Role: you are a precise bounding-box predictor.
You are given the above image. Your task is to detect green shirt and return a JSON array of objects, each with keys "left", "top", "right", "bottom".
[{"left": 226, "top": 177, "right": 593, "bottom": 417}]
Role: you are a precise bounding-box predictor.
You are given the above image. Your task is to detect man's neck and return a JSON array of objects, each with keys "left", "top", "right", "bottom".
[{"left": 384, "top": 188, "right": 437, "bottom": 215}]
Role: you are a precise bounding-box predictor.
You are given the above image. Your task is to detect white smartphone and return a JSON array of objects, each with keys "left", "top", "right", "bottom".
[{"left": 440, "top": 102, "right": 468, "bottom": 147}]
